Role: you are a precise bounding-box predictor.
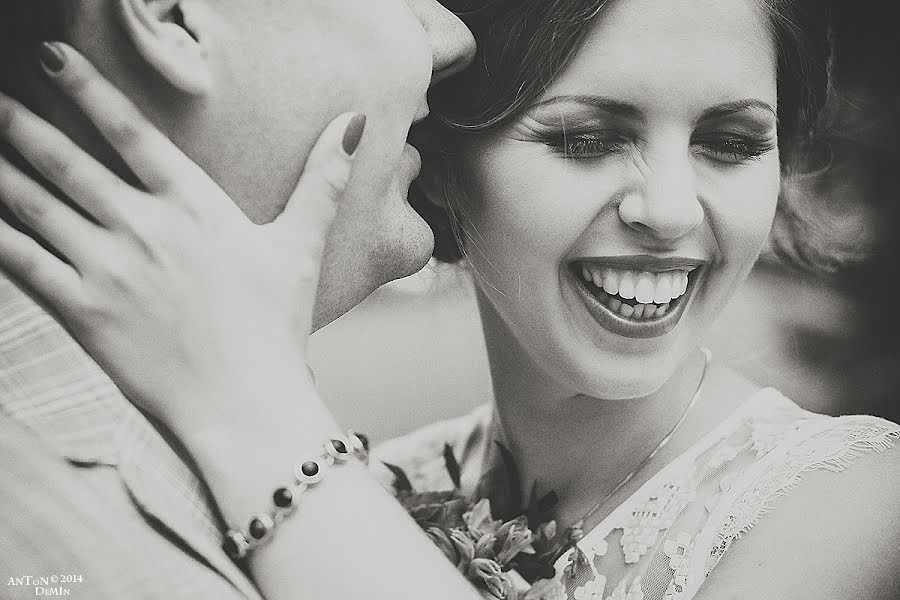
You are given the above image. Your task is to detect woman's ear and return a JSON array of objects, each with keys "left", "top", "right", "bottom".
[{"left": 115, "top": 0, "right": 211, "bottom": 96}]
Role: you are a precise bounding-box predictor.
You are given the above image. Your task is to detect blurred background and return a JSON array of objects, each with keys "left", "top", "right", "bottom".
[
  {"left": 310, "top": 2, "right": 900, "bottom": 445},
  {"left": 310, "top": 256, "right": 890, "bottom": 445}
]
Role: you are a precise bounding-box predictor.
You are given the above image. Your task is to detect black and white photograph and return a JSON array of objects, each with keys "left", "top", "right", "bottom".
[{"left": 1, "top": 1, "right": 899, "bottom": 598}]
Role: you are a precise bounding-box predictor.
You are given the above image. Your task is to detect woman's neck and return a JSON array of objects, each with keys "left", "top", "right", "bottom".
[{"left": 478, "top": 297, "right": 710, "bottom": 530}]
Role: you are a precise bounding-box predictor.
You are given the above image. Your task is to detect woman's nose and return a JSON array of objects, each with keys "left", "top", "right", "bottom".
[
  {"left": 617, "top": 154, "right": 704, "bottom": 242},
  {"left": 407, "top": 0, "right": 477, "bottom": 84}
]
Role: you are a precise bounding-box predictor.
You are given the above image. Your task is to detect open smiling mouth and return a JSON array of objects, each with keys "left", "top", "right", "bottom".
[{"left": 568, "top": 259, "right": 704, "bottom": 339}]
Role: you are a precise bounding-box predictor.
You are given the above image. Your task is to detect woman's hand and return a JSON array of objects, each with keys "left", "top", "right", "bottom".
[{"left": 0, "top": 43, "right": 365, "bottom": 434}]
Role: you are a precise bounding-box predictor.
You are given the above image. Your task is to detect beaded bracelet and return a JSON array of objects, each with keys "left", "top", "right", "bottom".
[{"left": 222, "top": 430, "right": 369, "bottom": 560}]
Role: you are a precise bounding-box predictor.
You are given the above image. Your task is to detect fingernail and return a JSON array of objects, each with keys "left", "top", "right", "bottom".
[
  {"left": 341, "top": 113, "right": 366, "bottom": 156},
  {"left": 38, "top": 42, "right": 66, "bottom": 74}
]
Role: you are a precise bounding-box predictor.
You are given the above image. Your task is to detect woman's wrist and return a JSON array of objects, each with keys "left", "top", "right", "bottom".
[
  {"left": 168, "top": 349, "right": 322, "bottom": 436},
  {"left": 168, "top": 363, "right": 345, "bottom": 522}
]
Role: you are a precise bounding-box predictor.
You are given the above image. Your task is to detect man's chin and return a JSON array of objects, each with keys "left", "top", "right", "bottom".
[
  {"left": 311, "top": 228, "right": 434, "bottom": 333},
  {"left": 310, "top": 280, "right": 377, "bottom": 333}
]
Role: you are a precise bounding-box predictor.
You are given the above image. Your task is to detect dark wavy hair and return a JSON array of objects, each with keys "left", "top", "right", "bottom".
[
  {"left": 411, "top": 0, "right": 833, "bottom": 265},
  {"left": 0, "top": 2, "right": 73, "bottom": 236},
  {"left": 0, "top": 1, "right": 71, "bottom": 103}
]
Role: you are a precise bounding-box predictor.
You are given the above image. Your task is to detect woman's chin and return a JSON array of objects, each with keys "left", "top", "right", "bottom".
[{"left": 586, "top": 371, "right": 672, "bottom": 401}]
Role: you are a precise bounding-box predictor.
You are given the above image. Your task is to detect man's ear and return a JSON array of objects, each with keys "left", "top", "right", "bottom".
[{"left": 115, "top": 0, "right": 211, "bottom": 96}]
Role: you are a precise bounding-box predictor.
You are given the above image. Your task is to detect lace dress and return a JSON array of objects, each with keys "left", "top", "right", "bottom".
[{"left": 374, "top": 388, "right": 900, "bottom": 600}]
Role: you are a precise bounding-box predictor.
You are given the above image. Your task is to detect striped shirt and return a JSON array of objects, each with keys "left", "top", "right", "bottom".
[{"left": 0, "top": 275, "right": 263, "bottom": 600}]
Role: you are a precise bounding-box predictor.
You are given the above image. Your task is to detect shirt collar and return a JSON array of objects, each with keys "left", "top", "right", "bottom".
[{"left": 0, "top": 275, "right": 262, "bottom": 599}]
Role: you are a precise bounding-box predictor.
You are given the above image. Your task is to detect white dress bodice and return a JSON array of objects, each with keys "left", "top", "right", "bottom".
[{"left": 374, "top": 389, "right": 900, "bottom": 600}]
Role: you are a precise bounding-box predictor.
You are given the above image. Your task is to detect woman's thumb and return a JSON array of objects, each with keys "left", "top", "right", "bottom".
[{"left": 273, "top": 112, "right": 366, "bottom": 253}]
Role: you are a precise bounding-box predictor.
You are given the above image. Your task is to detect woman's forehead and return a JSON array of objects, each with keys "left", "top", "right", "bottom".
[{"left": 544, "top": 0, "right": 777, "bottom": 111}]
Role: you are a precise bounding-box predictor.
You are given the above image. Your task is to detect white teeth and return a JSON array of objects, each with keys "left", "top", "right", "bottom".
[
  {"left": 618, "top": 272, "right": 636, "bottom": 299},
  {"left": 642, "top": 304, "right": 657, "bottom": 320},
  {"left": 619, "top": 303, "right": 634, "bottom": 318},
  {"left": 578, "top": 262, "right": 694, "bottom": 306},
  {"left": 633, "top": 304, "right": 646, "bottom": 319},
  {"left": 657, "top": 303, "right": 670, "bottom": 316},
  {"left": 602, "top": 270, "right": 619, "bottom": 296},
  {"left": 635, "top": 273, "right": 655, "bottom": 304},
  {"left": 654, "top": 274, "right": 673, "bottom": 304}
]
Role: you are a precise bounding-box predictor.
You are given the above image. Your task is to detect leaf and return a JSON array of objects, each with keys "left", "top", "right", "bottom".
[
  {"left": 524, "top": 482, "right": 558, "bottom": 530},
  {"left": 509, "top": 553, "right": 558, "bottom": 584},
  {"left": 536, "top": 490, "right": 558, "bottom": 515},
  {"left": 381, "top": 461, "right": 413, "bottom": 493},
  {"left": 405, "top": 494, "right": 469, "bottom": 530},
  {"left": 492, "top": 441, "right": 523, "bottom": 521},
  {"left": 444, "top": 443, "right": 463, "bottom": 489},
  {"left": 465, "top": 498, "right": 503, "bottom": 539}
]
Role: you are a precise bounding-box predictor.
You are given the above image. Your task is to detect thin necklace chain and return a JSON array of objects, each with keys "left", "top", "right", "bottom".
[{"left": 568, "top": 347, "right": 712, "bottom": 543}]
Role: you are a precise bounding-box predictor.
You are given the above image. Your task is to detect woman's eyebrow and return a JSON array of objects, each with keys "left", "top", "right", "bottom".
[
  {"left": 530, "top": 95, "right": 645, "bottom": 121},
  {"left": 699, "top": 99, "right": 777, "bottom": 122},
  {"left": 532, "top": 96, "right": 777, "bottom": 125}
]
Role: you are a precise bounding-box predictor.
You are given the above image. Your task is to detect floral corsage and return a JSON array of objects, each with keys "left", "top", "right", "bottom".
[{"left": 383, "top": 442, "right": 575, "bottom": 600}]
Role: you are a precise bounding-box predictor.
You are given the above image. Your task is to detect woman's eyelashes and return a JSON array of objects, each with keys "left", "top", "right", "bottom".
[
  {"left": 544, "top": 130, "right": 629, "bottom": 158},
  {"left": 691, "top": 133, "right": 776, "bottom": 164},
  {"left": 540, "top": 128, "right": 775, "bottom": 164}
]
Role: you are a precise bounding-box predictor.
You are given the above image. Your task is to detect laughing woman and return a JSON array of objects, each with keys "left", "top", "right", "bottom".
[{"left": 1, "top": 1, "right": 899, "bottom": 599}]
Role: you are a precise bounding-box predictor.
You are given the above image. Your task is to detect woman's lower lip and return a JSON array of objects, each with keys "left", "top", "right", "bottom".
[{"left": 568, "top": 267, "right": 701, "bottom": 339}]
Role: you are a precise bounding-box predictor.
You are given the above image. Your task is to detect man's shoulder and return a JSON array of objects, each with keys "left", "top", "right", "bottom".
[
  {"left": 0, "top": 411, "right": 69, "bottom": 480},
  {"left": 0, "top": 412, "right": 111, "bottom": 529},
  {"left": 0, "top": 414, "right": 116, "bottom": 592}
]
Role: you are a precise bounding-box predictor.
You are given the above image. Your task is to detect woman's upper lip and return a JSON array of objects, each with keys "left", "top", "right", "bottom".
[{"left": 572, "top": 254, "right": 707, "bottom": 272}]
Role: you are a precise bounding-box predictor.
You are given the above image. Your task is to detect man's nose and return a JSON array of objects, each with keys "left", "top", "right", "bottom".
[
  {"left": 617, "top": 154, "right": 704, "bottom": 243},
  {"left": 407, "top": 0, "right": 476, "bottom": 84}
]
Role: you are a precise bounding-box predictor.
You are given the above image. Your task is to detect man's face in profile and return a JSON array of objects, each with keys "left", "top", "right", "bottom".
[{"left": 131, "top": 0, "right": 472, "bottom": 328}]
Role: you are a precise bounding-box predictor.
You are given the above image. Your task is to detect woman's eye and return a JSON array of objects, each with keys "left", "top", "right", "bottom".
[
  {"left": 693, "top": 135, "right": 775, "bottom": 164},
  {"left": 544, "top": 133, "right": 628, "bottom": 159}
]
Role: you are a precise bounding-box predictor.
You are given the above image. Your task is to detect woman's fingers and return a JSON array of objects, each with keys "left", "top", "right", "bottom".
[
  {"left": 37, "top": 42, "right": 203, "bottom": 194},
  {"left": 0, "top": 155, "right": 109, "bottom": 267},
  {"left": 0, "top": 217, "right": 83, "bottom": 311},
  {"left": 0, "top": 92, "right": 134, "bottom": 228},
  {"left": 270, "top": 112, "right": 365, "bottom": 259}
]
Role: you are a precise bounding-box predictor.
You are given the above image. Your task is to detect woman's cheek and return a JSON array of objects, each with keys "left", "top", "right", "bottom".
[
  {"left": 705, "top": 160, "right": 779, "bottom": 254},
  {"left": 737, "top": 163, "right": 781, "bottom": 254},
  {"left": 466, "top": 146, "right": 557, "bottom": 251}
]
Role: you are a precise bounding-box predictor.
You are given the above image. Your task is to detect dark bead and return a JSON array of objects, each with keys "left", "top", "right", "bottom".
[
  {"left": 249, "top": 517, "right": 268, "bottom": 540},
  {"left": 331, "top": 439, "right": 347, "bottom": 454},
  {"left": 273, "top": 487, "right": 293, "bottom": 508},
  {"left": 223, "top": 535, "right": 240, "bottom": 558},
  {"left": 357, "top": 433, "right": 369, "bottom": 451},
  {"left": 301, "top": 461, "right": 319, "bottom": 477}
]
